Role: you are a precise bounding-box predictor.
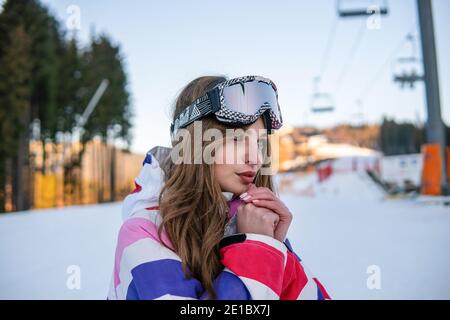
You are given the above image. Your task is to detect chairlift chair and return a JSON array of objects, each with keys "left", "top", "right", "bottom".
[
  {"left": 311, "top": 92, "right": 335, "bottom": 113},
  {"left": 337, "top": 0, "right": 389, "bottom": 17},
  {"left": 392, "top": 34, "right": 424, "bottom": 89},
  {"left": 310, "top": 77, "right": 335, "bottom": 113}
]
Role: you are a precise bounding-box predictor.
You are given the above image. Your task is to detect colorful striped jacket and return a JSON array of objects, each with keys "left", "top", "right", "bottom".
[{"left": 107, "top": 147, "right": 330, "bottom": 300}]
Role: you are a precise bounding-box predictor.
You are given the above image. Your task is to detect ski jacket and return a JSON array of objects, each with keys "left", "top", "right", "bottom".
[{"left": 107, "top": 146, "right": 330, "bottom": 300}]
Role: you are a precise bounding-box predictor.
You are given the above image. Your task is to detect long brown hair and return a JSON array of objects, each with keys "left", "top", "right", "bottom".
[{"left": 158, "top": 76, "right": 275, "bottom": 299}]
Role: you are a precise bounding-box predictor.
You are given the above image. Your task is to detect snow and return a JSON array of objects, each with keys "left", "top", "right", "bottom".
[
  {"left": 279, "top": 166, "right": 450, "bottom": 299},
  {"left": 0, "top": 203, "right": 122, "bottom": 299},
  {"left": 1, "top": 159, "right": 449, "bottom": 299}
]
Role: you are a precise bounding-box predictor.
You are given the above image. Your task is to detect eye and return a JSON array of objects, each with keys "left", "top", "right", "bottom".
[
  {"left": 257, "top": 139, "right": 265, "bottom": 150},
  {"left": 233, "top": 134, "right": 245, "bottom": 143}
]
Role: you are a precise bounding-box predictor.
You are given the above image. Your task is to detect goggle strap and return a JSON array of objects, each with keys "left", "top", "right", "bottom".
[
  {"left": 170, "top": 91, "right": 215, "bottom": 137},
  {"left": 262, "top": 111, "right": 273, "bottom": 134},
  {"left": 206, "top": 87, "right": 221, "bottom": 113}
]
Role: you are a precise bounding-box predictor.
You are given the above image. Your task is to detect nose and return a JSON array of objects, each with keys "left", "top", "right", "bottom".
[{"left": 244, "top": 134, "right": 263, "bottom": 168}]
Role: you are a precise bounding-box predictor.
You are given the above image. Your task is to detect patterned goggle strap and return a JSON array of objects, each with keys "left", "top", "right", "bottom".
[{"left": 170, "top": 91, "right": 217, "bottom": 138}]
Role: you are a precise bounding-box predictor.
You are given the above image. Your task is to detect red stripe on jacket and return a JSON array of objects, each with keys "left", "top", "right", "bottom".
[{"left": 220, "top": 239, "right": 285, "bottom": 296}]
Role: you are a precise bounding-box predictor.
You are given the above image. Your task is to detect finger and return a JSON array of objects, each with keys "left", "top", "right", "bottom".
[
  {"left": 239, "top": 184, "right": 257, "bottom": 202},
  {"left": 247, "top": 183, "right": 257, "bottom": 191},
  {"left": 252, "top": 199, "right": 281, "bottom": 213},
  {"left": 244, "top": 202, "right": 257, "bottom": 210},
  {"left": 247, "top": 189, "right": 276, "bottom": 200},
  {"left": 246, "top": 188, "right": 276, "bottom": 199},
  {"left": 261, "top": 212, "right": 279, "bottom": 225},
  {"left": 247, "top": 186, "right": 273, "bottom": 195},
  {"left": 251, "top": 199, "right": 289, "bottom": 219},
  {"left": 252, "top": 195, "right": 289, "bottom": 212},
  {"left": 271, "top": 214, "right": 280, "bottom": 229},
  {"left": 245, "top": 192, "right": 277, "bottom": 202}
]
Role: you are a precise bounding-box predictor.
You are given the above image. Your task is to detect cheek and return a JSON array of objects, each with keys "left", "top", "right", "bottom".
[
  {"left": 217, "top": 141, "right": 243, "bottom": 165},
  {"left": 214, "top": 164, "right": 239, "bottom": 190},
  {"left": 214, "top": 164, "right": 231, "bottom": 183},
  {"left": 213, "top": 144, "right": 226, "bottom": 164}
]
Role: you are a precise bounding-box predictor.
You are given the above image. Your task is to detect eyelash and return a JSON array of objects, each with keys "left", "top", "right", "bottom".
[{"left": 233, "top": 137, "right": 265, "bottom": 148}]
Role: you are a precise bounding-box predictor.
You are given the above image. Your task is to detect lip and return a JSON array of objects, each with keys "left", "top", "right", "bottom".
[{"left": 236, "top": 171, "right": 256, "bottom": 184}]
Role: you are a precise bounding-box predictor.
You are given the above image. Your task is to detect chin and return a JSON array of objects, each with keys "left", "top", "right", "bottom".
[
  {"left": 231, "top": 182, "right": 249, "bottom": 195},
  {"left": 222, "top": 182, "right": 246, "bottom": 195}
]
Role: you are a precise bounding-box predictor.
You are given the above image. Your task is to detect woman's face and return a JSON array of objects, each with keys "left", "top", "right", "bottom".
[{"left": 214, "top": 117, "right": 267, "bottom": 195}]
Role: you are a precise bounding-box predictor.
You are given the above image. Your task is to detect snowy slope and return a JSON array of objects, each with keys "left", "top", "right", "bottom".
[
  {"left": 0, "top": 203, "right": 122, "bottom": 299},
  {"left": 1, "top": 168, "right": 449, "bottom": 299},
  {"left": 280, "top": 169, "right": 450, "bottom": 299}
]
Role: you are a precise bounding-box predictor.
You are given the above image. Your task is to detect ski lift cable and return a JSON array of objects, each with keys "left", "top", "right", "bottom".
[
  {"left": 308, "top": 16, "right": 339, "bottom": 116},
  {"left": 357, "top": 23, "right": 416, "bottom": 99},
  {"left": 406, "top": 32, "right": 422, "bottom": 61},
  {"left": 355, "top": 22, "right": 417, "bottom": 101},
  {"left": 334, "top": 20, "right": 367, "bottom": 92},
  {"left": 318, "top": 17, "right": 340, "bottom": 81}
]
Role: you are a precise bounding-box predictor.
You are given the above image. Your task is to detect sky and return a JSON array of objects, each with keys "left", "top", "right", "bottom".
[{"left": 24, "top": 0, "right": 450, "bottom": 153}]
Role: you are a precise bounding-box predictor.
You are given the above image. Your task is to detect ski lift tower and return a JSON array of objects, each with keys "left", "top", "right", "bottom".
[{"left": 417, "top": 0, "right": 448, "bottom": 194}]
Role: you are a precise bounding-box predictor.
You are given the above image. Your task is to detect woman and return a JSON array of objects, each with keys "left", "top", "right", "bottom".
[{"left": 107, "top": 75, "right": 330, "bottom": 300}]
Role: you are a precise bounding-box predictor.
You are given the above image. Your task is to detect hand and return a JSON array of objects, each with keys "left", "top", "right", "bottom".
[
  {"left": 236, "top": 202, "right": 280, "bottom": 238},
  {"left": 240, "top": 184, "right": 293, "bottom": 242}
]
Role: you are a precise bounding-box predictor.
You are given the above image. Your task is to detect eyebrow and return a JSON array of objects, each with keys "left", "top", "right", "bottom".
[
  {"left": 240, "top": 128, "right": 268, "bottom": 137},
  {"left": 243, "top": 123, "right": 267, "bottom": 131}
]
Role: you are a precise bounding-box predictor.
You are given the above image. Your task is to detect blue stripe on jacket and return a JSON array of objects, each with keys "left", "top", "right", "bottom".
[{"left": 126, "top": 258, "right": 252, "bottom": 300}]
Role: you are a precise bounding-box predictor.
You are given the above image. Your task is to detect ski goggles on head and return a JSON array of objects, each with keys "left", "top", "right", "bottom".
[{"left": 170, "top": 76, "right": 283, "bottom": 139}]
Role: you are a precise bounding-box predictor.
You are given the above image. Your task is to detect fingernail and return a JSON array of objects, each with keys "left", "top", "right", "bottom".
[
  {"left": 239, "top": 192, "right": 248, "bottom": 199},
  {"left": 242, "top": 195, "right": 252, "bottom": 201},
  {"left": 252, "top": 199, "right": 259, "bottom": 203}
]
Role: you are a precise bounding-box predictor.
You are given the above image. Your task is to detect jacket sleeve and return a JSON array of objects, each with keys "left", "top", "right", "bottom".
[
  {"left": 215, "top": 233, "right": 288, "bottom": 299},
  {"left": 110, "top": 216, "right": 288, "bottom": 300},
  {"left": 280, "top": 238, "right": 331, "bottom": 300}
]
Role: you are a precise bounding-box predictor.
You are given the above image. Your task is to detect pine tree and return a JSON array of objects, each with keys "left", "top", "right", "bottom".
[
  {"left": 79, "top": 34, "right": 132, "bottom": 144},
  {"left": 0, "top": 24, "right": 32, "bottom": 211},
  {"left": 78, "top": 34, "right": 132, "bottom": 202},
  {"left": 0, "top": 0, "right": 133, "bottom": 211}
]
